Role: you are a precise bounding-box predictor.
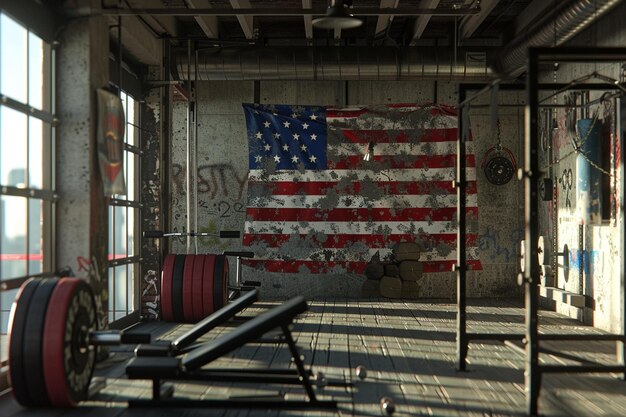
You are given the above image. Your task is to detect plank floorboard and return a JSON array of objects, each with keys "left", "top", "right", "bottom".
[{"left": 1, "top": 298, "right": 625, "bottom": 417}]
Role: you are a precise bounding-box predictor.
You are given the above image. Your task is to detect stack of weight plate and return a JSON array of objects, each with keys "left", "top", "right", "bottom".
[
  {"left": 160, "top": 254, "right": 229, "bottom": 323},
  {"left": 9, "top": 277, "right": 97, "bottom": 407},
  {"left": 361, "top": 242, "right": 423, "bottom": 299}
]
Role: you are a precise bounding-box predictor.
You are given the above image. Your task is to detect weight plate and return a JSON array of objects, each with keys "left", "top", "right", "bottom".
[
  {"left": 213, "top": 255, "right": 227, "bottom": 311},
  {"left": 202, "top": 254, "right": 216, "bottom": 318},
  {"left": 8, "top": 279, "right": 41, "bottom": 406},
  {"left": 172, "top": 255, "right": 186, "bottom": 322},
  {"left": 191, "top": 255, "right": 206, "bottom": 322},
  {"left": 160, "top": 254, "right": 176, "bottom": 322},
  {"left": 221, "top": 257, "right": 229, "bottom": 309},
  {"left": 23, "top": 278, "right": 58, "bottom": 406},
  {"left": 43, "top": 278, "right": 97, "bottom": 407},
  {"left": 182, "top": 254, "right": 196, "bottom": 323},
  {"left": 484, "top": 156, "right": 515, "bottom": 185}
]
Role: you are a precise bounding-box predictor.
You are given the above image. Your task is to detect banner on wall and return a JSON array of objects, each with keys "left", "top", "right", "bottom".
[
  {"left": 241, "top": 103, "right": 481, "bottom": 274},
  {"left": 96, "top": 88, "right": 126, "bottom": 196}
]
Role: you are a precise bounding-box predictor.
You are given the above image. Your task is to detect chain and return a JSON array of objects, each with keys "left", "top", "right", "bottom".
[
  {"left": 541, "top": 106, "right": 613, "bottom": 177},
  {"left": 495, "top": 118, "right": 502, "bottom": 151}
]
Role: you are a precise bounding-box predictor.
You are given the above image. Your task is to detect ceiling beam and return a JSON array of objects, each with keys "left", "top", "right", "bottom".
[
  {"left": 409, "top": 0, "right": 440, "bottom": 45},
  {"left": 302, "top": 0, "right": 313, "bottom": 40},
  {"left": 460, "top": 0, "right": 499, "bottom": 39},
  {"left": 375, "top": 0, "right": 399, "bottom": 37},
  {"left": 230, "top": 0, "right": 254, "bottom": 39},
  {"left": 186, "top": 0, "right": 219, "bottom": 39},
  {"left": 97, "top": 7, "right": 481, "bottom": 17}
]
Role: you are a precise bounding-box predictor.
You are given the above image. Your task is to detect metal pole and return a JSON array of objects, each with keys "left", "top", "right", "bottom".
[
  {"left": 193, "top": 45, "right": 199, "bottom": 255},
  {"left": 455, "top": 84, "right": 468, "bottom": 371},
  {"left": 186, "top": 41, "right": 192, "bottom": 252},
  {"left": 524, "top": 47, "right": 541, "bottom": 417}
]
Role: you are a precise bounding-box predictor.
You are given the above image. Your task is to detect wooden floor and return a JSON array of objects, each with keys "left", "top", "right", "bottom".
[{"left": 1, "top": 298, "right": 625, "bottom": 417}]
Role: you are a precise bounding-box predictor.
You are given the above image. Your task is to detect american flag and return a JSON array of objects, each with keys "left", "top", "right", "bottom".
[{"left": 241, "top": 103, "right": 481, "bottom": 274}]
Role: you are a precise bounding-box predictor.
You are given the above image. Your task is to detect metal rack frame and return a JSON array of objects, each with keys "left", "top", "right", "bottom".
[{"left": 456, "top": 47, "right": 626, "bottom": 417}]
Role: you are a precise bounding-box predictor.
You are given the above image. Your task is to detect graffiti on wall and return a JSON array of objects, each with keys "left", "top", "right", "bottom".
[{"left": 172, "top": 163, "right": 247, "bottom": 200}]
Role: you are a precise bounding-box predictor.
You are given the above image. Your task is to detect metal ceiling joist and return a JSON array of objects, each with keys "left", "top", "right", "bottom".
[
  {"left": 230, "top": 0, "right": 254, "bottom": 39},
  {"left": 302, "top": 0, "right": 313, "bottom": 40},
  {"left": 97, "top": 7, "right": 481, "bottom": 17},
  {"left": 410, "top": 0, "right": 440, "bottom": 45},
  {"left": 460, "top": 0, "right": 499, "bottom": 39},
  {"left": 375, "top": 0, "right": 399, "bottom": 37},
  {"left": 186, "top": 0, "right": 219, "bottom": 39}
]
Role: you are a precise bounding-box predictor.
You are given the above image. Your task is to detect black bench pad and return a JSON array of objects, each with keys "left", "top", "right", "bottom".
[{"left": 126, "top": 357, "right": 182, "bottom": 379}]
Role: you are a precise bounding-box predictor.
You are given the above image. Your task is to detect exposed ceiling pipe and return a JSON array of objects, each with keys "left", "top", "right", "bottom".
[
  {"left": 174, "top": 46, "right": 495, "bottom": 81},
  {"left": 495, "top": 0, "right": 622, "bottom": 77}
]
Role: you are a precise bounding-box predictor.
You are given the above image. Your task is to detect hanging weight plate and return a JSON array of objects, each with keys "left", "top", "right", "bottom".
[
  {"left": 24, "top": 278, "right": 59, "bottom": 406},
  {"left": 8, "top": 279, "right": 41, "bottom": 406},
  {"left": 485, "top": 156, "right": 515, "bottom": 185},
  {"left": 43, "top": 277, "right": 97, "bottom": 407}
]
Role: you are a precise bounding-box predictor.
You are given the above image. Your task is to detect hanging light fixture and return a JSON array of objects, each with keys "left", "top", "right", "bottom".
[
  {"left": 363, "top": 141, "right": 375, "bottom": 161},
  {"left": 312, "top": 1, "right": 363, "bottom": 31}
]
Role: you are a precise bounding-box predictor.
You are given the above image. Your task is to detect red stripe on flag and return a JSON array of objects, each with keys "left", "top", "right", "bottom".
[
  {"left": 341, "top": 129, "right": 462, "bottom": 144},
  {"left": 329, "top": 154, "right": 475, "bottom": 169},
  {"left": 245, "top": 207, "right": 477, "bottom": 222},
  {"left": 241, "top": 259, "right": 482, "bottom": 274},
  {"left": 242, "top": 233, "right": 479, "bottom": 248},
  {"left": 249, "top": 180, "right": 478, "bottom": 195},
  {"left": 326, "top": 104, "right": 457, "bottom": 119}
]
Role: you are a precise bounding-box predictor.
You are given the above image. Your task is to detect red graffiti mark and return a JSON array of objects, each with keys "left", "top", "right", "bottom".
[{"left": 77, "top": 256, "right": 93, "bottom": 272}]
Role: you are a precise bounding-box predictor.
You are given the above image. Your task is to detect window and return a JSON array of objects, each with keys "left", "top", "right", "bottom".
[
  {"left": 0, "top": 12, "right": 55, "bottom": 364},
  {"left": 108, "top": 90, "right": 141, "bottom": 325}
]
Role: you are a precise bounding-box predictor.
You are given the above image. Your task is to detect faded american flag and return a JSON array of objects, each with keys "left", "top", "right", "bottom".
[{"left": 241, "top": 103, "right": 481, "bottom": 274}]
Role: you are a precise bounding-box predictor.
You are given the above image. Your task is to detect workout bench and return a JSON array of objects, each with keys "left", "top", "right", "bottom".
[
  {"left": 126, "top": 296, "right": 338, "bottom": 410},
  {"left": 134, "top": 288, "right": 259, "bottom": 357}
]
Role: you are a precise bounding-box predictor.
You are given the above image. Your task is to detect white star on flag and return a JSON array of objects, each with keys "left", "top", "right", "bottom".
[
  {"left": 302, "top": 122, "right": 309, "bottom": 130},
  {"left": 273, "top": 155, "right": 281, "bottom": 163},
  {"left": 309, "top": 155, "right": 317, "bottom": 163},
  {"left": 293, "top": 133, "right": 300, "bottom": 141},
  {"left": 283, "top": 121, "right": 290, "bottom": 128},
  {"left": 291, "top": 155, "right": 299, "bottom": 163},
  {"left": 263, "top": 143, "right": 271, "bottom": 151},
  {"left": 309, "top": 113, "right": 318, "bottom": 120},
  {"left": 310, "top": 133, "right": 317, "bottom": 141},
  {"left": 254, "top": 155, "right": 263, "bottom": 162},
  {"left": 263, "top": 121, "right": 270, "bottom": 128},
  {"left": 282, "top": 144, "right": 289, "bottom": 151},
  {"left": 290, "top": 112, "right": 298, "bottom": 118},
  {"left": 273, "top": 132, "right": 281, "bottom": 139},
  {"left": 300, "top": 144, "right": 308, "bottom": 152}
]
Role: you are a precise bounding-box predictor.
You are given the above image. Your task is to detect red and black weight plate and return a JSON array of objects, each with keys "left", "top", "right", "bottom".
[
  {"left": 171, "top": 254, "right": 186, "bottom": 322},
  {"left": 191, "top": 254, "right": 206, "bottom": 322},
  {"left": 160, "top": 254, "right": 176, "bottom": 321},
  {"left": 43, "top": 277, "right": 97, "bottom": 407},
  {"left": 23, "top": 278, "right": 59, "bottom": 406},
  {"left": 182, "top": 254, "right": 196, "bottom": 323},
  {"left": 8, "top": 279, "right": 41, "bottom": 406},
  {"left": 212, "top": 255, "right": 228, "bottom": 311},
  {"left": 202, "top": 254, "right": 216, "bottom": 318}
]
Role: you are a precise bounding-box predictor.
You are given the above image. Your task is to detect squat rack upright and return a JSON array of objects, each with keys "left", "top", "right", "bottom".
[{"left": 455, "top": 47, "right": 626, "bottom": 417}]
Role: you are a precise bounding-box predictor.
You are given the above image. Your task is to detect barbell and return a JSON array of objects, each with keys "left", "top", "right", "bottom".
[{"left": 8, "top": 277, "right": 150, "bottom": 407}]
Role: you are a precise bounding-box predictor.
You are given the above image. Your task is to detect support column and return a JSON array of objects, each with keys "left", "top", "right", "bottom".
[{"left": 56, "top": 0, "right": 110, "bottom": 329}]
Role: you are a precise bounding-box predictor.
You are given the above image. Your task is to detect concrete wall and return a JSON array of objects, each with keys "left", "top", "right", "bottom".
[
  {"left": 533, "top": 1, "right": 626, "bottom": 333},
  {"left": 169, "top": 80, "right": 525, "bottom": 301}
]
